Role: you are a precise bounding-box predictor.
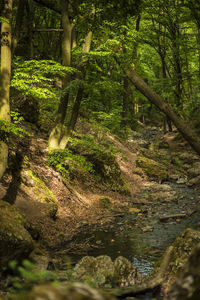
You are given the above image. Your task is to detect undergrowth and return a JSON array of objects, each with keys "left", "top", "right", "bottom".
[
  {"left": 48, "top": 132, "right": 118, "bottom": 179},
  {"left": 7, "top": 260, "right": 58, "bottom": 299}
]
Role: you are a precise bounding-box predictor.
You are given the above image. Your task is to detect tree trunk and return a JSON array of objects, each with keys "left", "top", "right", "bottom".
[
  {"left": 48, "top": 0, "right": 72, "bottom": 150},
  {"left": 124, "top": 67, "right": 200, "bottom": 155},
  {"left": 59, "top": 29, "right": 93, "bottom": 149},
  {"left": 121, "top": 76, "right": 130, "bottom": 127},
  {"left": 12, "top": 0, "right": 26, "bottom": 55},
  {"left": 26, "top": 0, "right": 34, "bottom": 59},
  {"left": 0, "top": 0, "right": 12, "bottom": 179}
]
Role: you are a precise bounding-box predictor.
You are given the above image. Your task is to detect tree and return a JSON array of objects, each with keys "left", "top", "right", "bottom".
[
  {"left": 0, "top": 0, "right": 13, "bottom": 180},
  {"left": 48, "top": 0, "right": 72, "bottom": 150},
  {"left": 123, "top": 64, "right": 200, "bottom": 155}
]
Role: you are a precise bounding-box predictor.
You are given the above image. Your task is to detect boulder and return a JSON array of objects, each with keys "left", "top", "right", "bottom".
[
  {"left": 154, "top": 228, "right": 200, "bottom": 297},
  {"left": 72, "top": 255, "right": 141, "bottom": 288},
  {"left": 136, "top": 156, "right": 168, "bottom": 181},
  {"left": 85, "top": 150, "right": 130, "bottom": 195},
  {"left": 113, "top": 256, "right": 142, "bottom": 287},
  {"left": 28, "top": 282, "right": 117, "bottom": 300},
  {"left": 166, "top": 243, "right": 200, "bottom": 300},
  {"left": 0, "top": 200, "right": 34, "bottom": 272}
]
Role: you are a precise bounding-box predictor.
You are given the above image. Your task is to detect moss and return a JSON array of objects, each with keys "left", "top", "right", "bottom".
[
  {"left": 0, "top": 200, "right": 34, "bottom": 272},
  {"left": 154, "top": 228, "right": 200, "bottom": 279},
  {"left": 22, "top": 162, "right": 58, "bottom": 219},
  {"left": 136, "top": 155, "right": 168, "bottom": 181},
  {"left": 86, "top": 149, "right": 130, "bottom": 194},
  {"left": 99, "top": 197, "right": 112, "bottom": 209},
  {"left": 133, "top": 167, "right": 144, "bottom": 176}
]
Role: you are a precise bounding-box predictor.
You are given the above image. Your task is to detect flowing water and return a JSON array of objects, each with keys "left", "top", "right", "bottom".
[{"left": 64, "top": 183, "right": 200, "bottom": 277}]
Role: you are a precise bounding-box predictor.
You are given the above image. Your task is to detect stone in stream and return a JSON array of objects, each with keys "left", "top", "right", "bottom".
[
  {"left": 187, "top": 162, "right": 200, "bottom": 178},
  {"left": 72, "top": 255, "right": 142, "bottom": 288}
]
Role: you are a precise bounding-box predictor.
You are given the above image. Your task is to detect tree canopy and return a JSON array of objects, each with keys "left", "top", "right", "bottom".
[{"left": 0, "top": 0, "right": 200, "bottom": 178}]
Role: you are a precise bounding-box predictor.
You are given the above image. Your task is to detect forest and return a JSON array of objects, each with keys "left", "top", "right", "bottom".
[{"left": 0, "top": 0, "right": 200, "bottom": 299}]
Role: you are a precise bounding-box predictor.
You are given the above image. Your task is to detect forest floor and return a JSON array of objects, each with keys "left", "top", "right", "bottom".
[{"left": 0, "top": 121, "right": 200, "bottom": 266}]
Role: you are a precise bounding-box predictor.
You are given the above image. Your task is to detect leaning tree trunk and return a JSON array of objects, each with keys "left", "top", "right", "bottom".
[
  {"left": 0, "top": 0, "right": 12, "bottom": 180},
  {"left": 124, "top": 67, "right": 200, "bottom": 156}
]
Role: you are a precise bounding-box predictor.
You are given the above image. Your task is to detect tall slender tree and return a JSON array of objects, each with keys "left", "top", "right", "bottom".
[{"left": 0, "top": 0, "right": 13, "bottom": 180}]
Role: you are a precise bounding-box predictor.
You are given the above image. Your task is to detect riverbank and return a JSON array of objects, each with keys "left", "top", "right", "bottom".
[{"left": 0, "top": 122, "right": 200, "bottom": 299}]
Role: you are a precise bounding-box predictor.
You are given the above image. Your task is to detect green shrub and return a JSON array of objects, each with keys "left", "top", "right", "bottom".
[
  {"left": 8, "top": 260, "right": 57, "bottom": 296},
  {"left": 48, "top": 148, "right": 94, "bottom": 178}
]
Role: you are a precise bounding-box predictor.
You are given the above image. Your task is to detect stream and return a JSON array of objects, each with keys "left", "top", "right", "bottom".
[
  {"left": 61, "top": 182, "right": 200, "bottom": 277},
  {"left": 56, "top": 128, "right": 200, "bottom": 299}
]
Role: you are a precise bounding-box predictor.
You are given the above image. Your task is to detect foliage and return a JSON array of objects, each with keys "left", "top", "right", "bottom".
[
  {"left": 8, "top": 259, "right": 57, "bottom": 296},
  {"left": 90, "top": 109, "right": 124, "bottom": 135},
  {"left": 48, "top": 148, "right": 94, "bottom": 178},
  {"left": 11, "top": 58, "right": 78, "bottom": 100},
  {"left": 69, "top": 131, "right": 118, "bottom": 155},
  {"left": 0, "top": 17, "right": 8, "bottom": 23},
  {"left": 0, "top": 111, "right": 30, "bottom": 140}
]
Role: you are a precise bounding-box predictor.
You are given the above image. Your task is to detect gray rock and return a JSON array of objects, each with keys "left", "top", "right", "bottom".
[
  {"left": 114, "top": 256, "right": 142, "bottom": 287},
  {"left": 72, "top": 255, "right": 141, "bottom": 288},
  {"left": 187, "top": 162, "right": 200, "bottom": 178},
  {"left": 176, "top": 177, "right": 187, "bottom": 184},
  {"left": 187, "top": 175, "right": 200, "bottom": 187}
]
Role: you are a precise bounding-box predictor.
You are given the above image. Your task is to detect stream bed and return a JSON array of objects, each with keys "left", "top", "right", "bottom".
[{"left": 62, "top": 182, "right": 200, "bottom": 277}]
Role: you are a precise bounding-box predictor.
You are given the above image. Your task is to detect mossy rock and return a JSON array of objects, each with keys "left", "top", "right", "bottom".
[
  {"left": 22, "top": 159, "right": 58, "bottom": 219},
  {"left": 0, "top": 200, "right": 34, "bottom": 273},
  {"left": 86, "top": 150, "right": 130, "bottom": 194},
  {"left": 153, "top": 228, "right": 200, "bottom": 297},
  {"left": 72, "top": 255, "right": 141, "bottom": 288},
  {"left": 136, "top": 155, "right": 168, "bottom": 181},
  {"left": 167, "top": 243, "right": 200, "bottom": 300},
  {"left": 167, "top": 228, "right": 200, "bottom": 275}
]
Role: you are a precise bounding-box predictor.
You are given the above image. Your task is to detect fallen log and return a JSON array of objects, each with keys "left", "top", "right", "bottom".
[{"left": 159, "top": 213, "right": 186, "bottom": 221}]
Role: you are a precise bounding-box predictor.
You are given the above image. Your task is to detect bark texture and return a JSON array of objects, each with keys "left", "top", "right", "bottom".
[
  {"left": 0, "top": 0, "right": 12, "bottom": 179},
  {"left": 48, "top": 0, "right": 72, "bottom": 150}
]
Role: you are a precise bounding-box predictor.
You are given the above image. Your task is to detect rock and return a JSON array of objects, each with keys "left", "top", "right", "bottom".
[
  {"left": 187, "top": 175, "right": 200, "bottom": 187},
  {"left": 166, "top": 243, "right": 200, "bottom": 300},
  {"left": 29, "top": 252, "right": 49, "bottom": 270},
  {"left": 136, "top": 156, "right": 168, "bottom": 181},
  {"left": 72, "top": 255, "right": 114, "bottom": 287},
  {"left": 0, "top": 200, "right": 34, "bottom": 273},
  {"left": 150, "top": 183, "right": 173, "bottom": 192},
  {"left": 28, "top": 282, "right": 117, "bottom": 300},
  {"left": 113, "top": 256, "right": 142, "bottom": 287},
  {"left": 176, "top": 177, "right": 187, "bottom": 184},
  {"left": 187, "top": 162, "right": 200, "bottom": 178},
  {"left": 176, "top": 152, "right": 199, "bottom": 163},
  {"left": 85, "top": 150, "right": 130, "bottom": 195},
  {"left": 72, "top": 255, "right": 141, "bottom": 288},
  {"left": 155, "top": 228, "right": 200, "bottom": 297}
]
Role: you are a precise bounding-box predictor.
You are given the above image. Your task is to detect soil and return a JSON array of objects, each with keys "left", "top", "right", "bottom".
[
  {"left": 0, "top": 122, "right": 199, "bottom": 265},
  {"left": 0, "top": 122, "right": 144, "bottom": 249}
]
